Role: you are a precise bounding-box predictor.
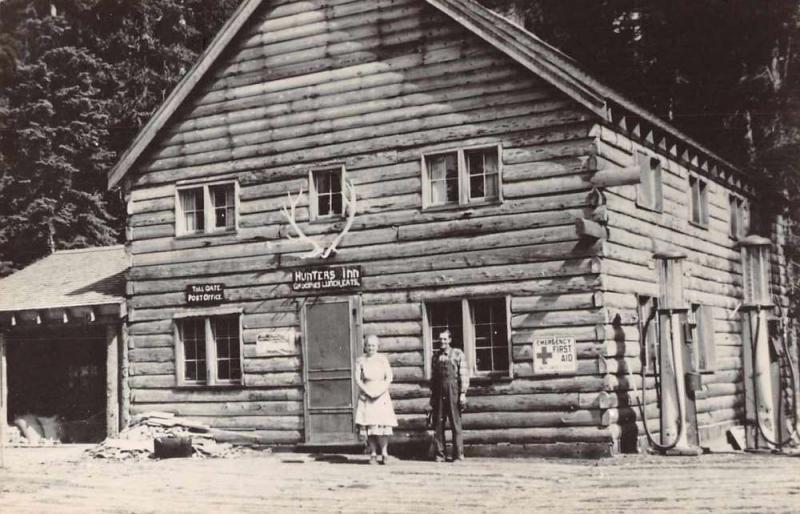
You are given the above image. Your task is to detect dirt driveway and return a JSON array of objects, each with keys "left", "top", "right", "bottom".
[{"left": 1, "top": 446, "right": 799, "bottom": 513}]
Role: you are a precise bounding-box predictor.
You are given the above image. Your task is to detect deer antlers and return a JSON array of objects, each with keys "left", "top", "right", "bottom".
[{"left": 280, "top": 176, "right": 358, "bottom": 259}]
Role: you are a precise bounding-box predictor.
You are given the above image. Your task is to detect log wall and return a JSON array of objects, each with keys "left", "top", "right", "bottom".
[
  {"left": 594, "top": 124, "right": 791, "bottom": 450},
  {"left": 123, "top": 0, "right": 613, "bottom": 453}
]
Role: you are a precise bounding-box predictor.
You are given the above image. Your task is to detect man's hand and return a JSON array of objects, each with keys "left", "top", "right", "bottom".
[
  {"left": 458, "top": 393, "right": 467, "bottom": 411},
  {"left": 424, "top": 404, "right": 433, "bottom": 414}
]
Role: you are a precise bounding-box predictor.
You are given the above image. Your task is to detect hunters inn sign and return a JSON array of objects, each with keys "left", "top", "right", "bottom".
[
  {"left": 292, "top": 266, "right": 362, "bottom": 291},
  {"left": 186, "top": 283, "right": 225, "bottom": 305}
]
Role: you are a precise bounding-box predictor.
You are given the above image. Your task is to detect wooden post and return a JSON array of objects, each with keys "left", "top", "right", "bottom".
[
  {"left": 105, "top": 324, "right": 119, "bottom": 438},
  {"left": 120, "top": 323, "right": 130, "bottom": 430},
  {"left": 0, "top": 332, "right": 7, "bottom": 468}
]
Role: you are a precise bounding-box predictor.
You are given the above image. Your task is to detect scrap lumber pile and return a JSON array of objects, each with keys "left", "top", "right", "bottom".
[{"left": 86, "top": 412, "right": 241, "bottom": 460}]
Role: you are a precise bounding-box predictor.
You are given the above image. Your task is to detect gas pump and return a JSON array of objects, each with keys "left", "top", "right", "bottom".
[
  {"left": 634, "top": 249, "right": 702, "bottom": 455},
  {"left": 738, "top": 235, "right": 799, "bottom": 450}
]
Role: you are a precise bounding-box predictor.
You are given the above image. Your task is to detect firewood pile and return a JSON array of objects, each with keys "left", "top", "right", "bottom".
[{"left": 86, "top": 412, "right": 243, "bottom": 460}]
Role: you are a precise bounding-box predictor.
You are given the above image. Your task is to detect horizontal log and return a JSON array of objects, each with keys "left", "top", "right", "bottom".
[
  {"left": 208, "top": 429, "right": 302, "bottom": 445},
  {"left": 130, "top": 401, "right": 303, "bottom": 417},
  {"left": 362, "top": 303, "right": 421, "bottom": 322},
  {"left": 590, "top": 165, "right": 641, "bottom": 187},
  {"left": 243, "top": 357, "right": 302, "bottom": 373},
  {"left": 131, "top": 388, "right": 303, "bottom": 403},
  {"left": 512, "top": 292, "right": 601, "bottom": 313},
  {"left": 397, "top": 409, "right": 605, "bottom": 430},
  {"left": 392, "top": 392, "right": 612, "bottom": 413},
  {"left": 184, "top": 415, "right": 303, "bottom": 431},
  {"left": 398, "top": 426, "right": 616, "bottom": 444}
]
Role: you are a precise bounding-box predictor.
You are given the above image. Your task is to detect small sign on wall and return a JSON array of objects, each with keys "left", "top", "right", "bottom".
[
  {"left": 256, "top": 328, "right": 296, "bottom": 356},
  {"left": 533, "top": 336, "right": 577, "bottom": 375},
  {"left": 291, "top": 266, "right": 361, "bottom": 291},
  {"left": 186, "top": 283, "right": 225, "bottom": 305}
]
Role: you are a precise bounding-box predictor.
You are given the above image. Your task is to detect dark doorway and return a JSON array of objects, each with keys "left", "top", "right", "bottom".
[{"left": 7, "top": 326, "right": 107, "bottom": 443}]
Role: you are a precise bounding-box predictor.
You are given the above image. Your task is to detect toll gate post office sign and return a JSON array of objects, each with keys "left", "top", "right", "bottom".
[
  {"left": 532, "top": 336, "right": 577, "bottom": 375},
  {"left": 186, "top": 283, "right": 225, "bottom": 305}
]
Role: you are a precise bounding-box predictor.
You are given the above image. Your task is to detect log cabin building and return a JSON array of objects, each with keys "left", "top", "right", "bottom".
[{"left": 101, "top": 0, "right": 796, "bottom": 457}]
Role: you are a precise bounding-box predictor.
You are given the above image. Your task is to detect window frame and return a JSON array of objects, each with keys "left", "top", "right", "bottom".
[
  {"left": 690, "top": 303, "right": 716, "bottom": 374},
  {"left": 421, "top": 144, "right": 503, "bottom": 210},
  {"left": 422, "top": 296, "right": 512, "bottom": 380},
  {"left": 635, "top": 152, "right": 663, "bottom": 212},
  {"left": 174, "top": 312, "right": 244, "bottom": 387},
  {"left": 729, "top": 194, "right": 747, "bottom": 240},
  {"left": 175, "top": 179, "right": 239, "bottom": 237},
  {"left": 689, "top": 174, "right": 709, "bottom": 228},
  {"left": 309, "top": 165, "right": 345, "bottom": 221}
]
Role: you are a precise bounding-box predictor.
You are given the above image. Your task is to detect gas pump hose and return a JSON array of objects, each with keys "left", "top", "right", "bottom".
[{"left": 629, "top": 300, "right": 684, "bottom": 452}]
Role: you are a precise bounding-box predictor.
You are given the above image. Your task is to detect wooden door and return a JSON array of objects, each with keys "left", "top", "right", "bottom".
[{"left": 302, "top": 297, "right": 361, "bottom": 444}]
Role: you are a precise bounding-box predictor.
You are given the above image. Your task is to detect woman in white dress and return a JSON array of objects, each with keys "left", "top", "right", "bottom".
[{"left": 354, "top": 335, "right": 398, "bottom": 464}]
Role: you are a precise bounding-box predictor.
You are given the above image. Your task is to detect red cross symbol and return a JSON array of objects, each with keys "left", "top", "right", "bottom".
[{"left": 536, "top": 345, "right": 554, "bottom": 365}]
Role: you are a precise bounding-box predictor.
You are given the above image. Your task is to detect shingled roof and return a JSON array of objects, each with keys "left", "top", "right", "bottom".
[
  {"left": 107, "top": 0, "right": 745, "bottom": 189},
  {"left": 0, "top": 246, "right": 129, "bottom": 313}
]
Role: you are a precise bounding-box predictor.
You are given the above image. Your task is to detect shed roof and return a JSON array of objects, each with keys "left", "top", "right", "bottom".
[
  {"left": 0, "top": 246, "right": 129, "bottom": 313},
  {"left": 107, "top": 0, "right": 744, "bottom": 189}
]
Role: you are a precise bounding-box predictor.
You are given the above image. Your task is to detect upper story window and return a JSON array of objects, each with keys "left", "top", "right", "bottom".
[
  {"left": 424, "top": 297, "right": 511, "bottom": 378},
  {"left": 175, "top": 314, "right": 242, "bottom": 386},
  {"left": 422, "top": 145, "right": 501, "bottom": 208},
  {"left": 176, "top": 181, "right": 238, "bottom": 236},
  {"left": 689, "top": 175, "right": 709, "bottom": 227},
  {"left": 729, "top": 194, "right": 747, "bottom": 239},
  {"left": 636, "top": 152, "right": 663, "bottom": 212},
  {"left": 310, "top": 167, "right": 344, "bottom": 219}
]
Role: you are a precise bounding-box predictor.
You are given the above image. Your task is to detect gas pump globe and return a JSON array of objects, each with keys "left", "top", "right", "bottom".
[{"left": 738, "top": 235, "right": 773, "bottom": 307}]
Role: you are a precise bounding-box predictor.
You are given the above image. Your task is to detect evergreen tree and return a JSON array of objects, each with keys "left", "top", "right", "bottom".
[{"left": 0, "top": 0, "right": 238, "bottom": 275}]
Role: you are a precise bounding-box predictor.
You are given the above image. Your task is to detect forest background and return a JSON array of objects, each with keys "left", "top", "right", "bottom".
[{"left": 0, "top": 0, "right": 798, "bottom": 290}]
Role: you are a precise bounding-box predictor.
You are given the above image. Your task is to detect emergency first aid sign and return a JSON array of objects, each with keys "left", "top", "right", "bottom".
[{"left": 533, "top": 336, "right": 577, "bottom": 374}]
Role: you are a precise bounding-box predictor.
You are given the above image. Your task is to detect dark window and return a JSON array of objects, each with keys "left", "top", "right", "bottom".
[
  {"left": 177, "top": 315, "right": 242, "bottom": 386},
  {"left": 313, "top": 168, "right": 343, "bottom": 218},
  {"left": 179, "top": 187, "right": 205, "bottom": 234},
  {"left": 471, "top": 299, "right": 508, "bottom": 373},
  {"left": 637, "top": 153, "right": 663, "bottom": 211},
  {"left": 427, "top": 301, "right": 463, "bottom": 352},
  {"left": 690, "top": 176, "right": 709, "bottom": 226},
  {"left": 427, "top": 152, "right": 459, "bottom": 206},
  {"left": 425, "top": 297, "right": 510, "bottom": 377},
  {"left": 424, "top": 146, "right": 501, "bottom": 208},
  {"left": 213, "top": 315, "right": 242, "bottom": 381},
  {"left": 181, "top": 318, "right": 207, "bottom": 383},
  {"left": 465, "top": 148, "right": 499, "bottom": 202},
  {"left": 210, "top": 184, "right": 236, "bottom": 231}
]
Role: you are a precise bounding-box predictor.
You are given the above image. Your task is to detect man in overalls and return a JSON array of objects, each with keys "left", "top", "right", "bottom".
[{"left": 428, "top": 329, "right": 470, "bottom": 462}]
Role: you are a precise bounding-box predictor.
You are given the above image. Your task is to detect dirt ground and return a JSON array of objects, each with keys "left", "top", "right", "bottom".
[{"left": 0, "top": 445, "right": 799, "bottom": 513}]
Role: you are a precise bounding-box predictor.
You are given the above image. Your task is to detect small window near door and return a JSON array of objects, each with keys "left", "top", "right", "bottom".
[
  {"left": 689, "top": 175, "right": 709, "bottom": 227},
  {"left": 636, "top": 152, "right": 663, "bottom": 212},
  {"left": 311, "top": 167, "right": 344, "bottom": 219},
  {"left": 176, "top": 314, "right": 242, "bottom": 386}
]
